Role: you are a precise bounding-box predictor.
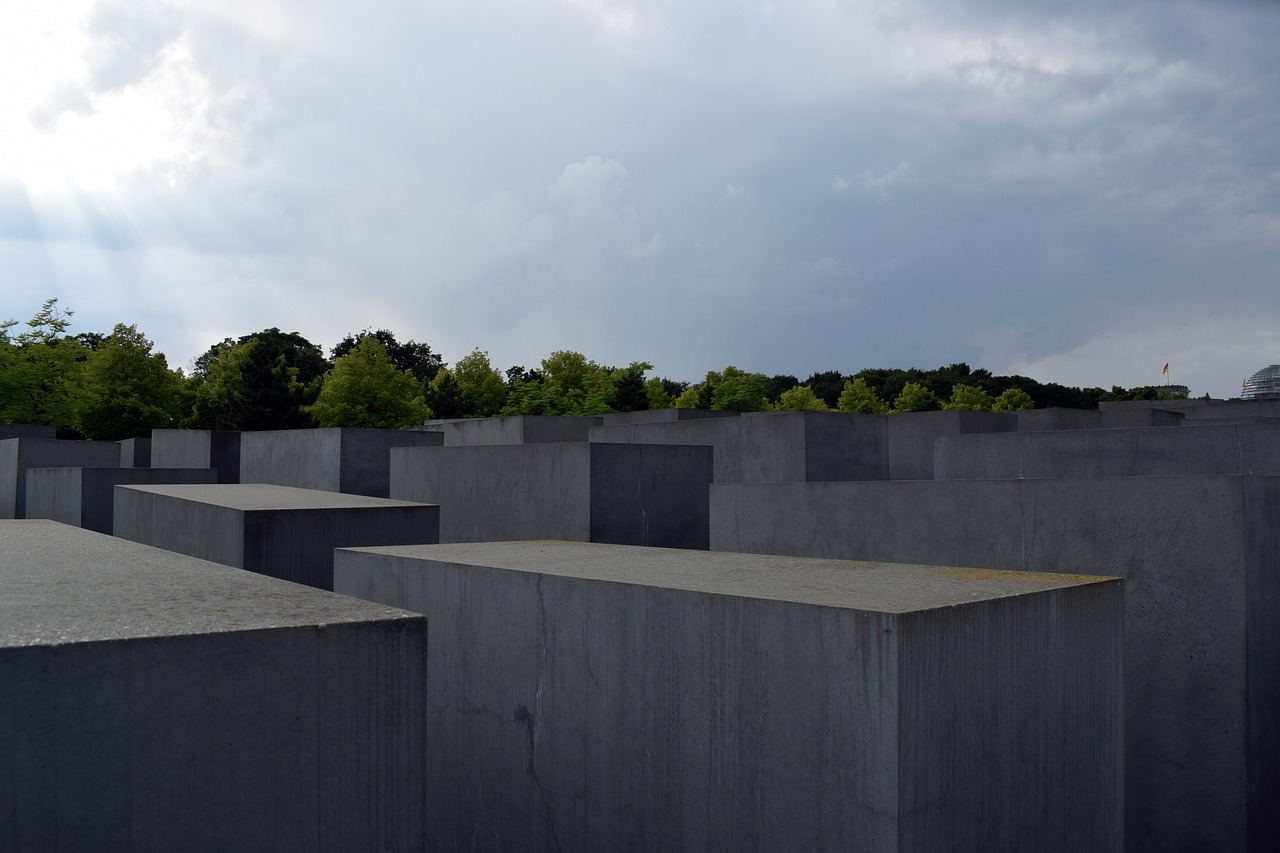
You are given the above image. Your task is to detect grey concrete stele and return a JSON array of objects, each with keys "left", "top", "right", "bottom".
[
  {"left": 390, "top": 442, "right": 713, "bottom": 549},
  {"left": 0, "top": 520, "right": 427, "bottom": 852},
  {"left": 113, "top": 483, "right": 440, "bottom": 590},
  {"left": 117, "top": 436, "right": 151, "bottom": 467},
  {"left": 420, "top": 415, "right": 602, "bottom": 445},
  {"left": 25, "top": 466, "right": 217, "bottom": 534},
  {"left": 150, "top": 429, "right": 242, "bottom": 483},
  {"left": 710, "top": 475, "right": 1280, "bottom": 852},
  {"left": 0, "top": 437, "right": 120, "bottom": 518},
  {"left": 239, "top": 427, "right": 444, "bottom": 497},
  {"left": 935, "top": 422, "right": 1280, "bottom": 480},
  {"left": 335, "top": 541, "right": 1124, "bottom": 853}
]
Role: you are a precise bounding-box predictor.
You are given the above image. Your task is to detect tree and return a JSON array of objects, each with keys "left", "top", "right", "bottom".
[
  {"left": 187, "top": 328, "right": 325, "bottom": 430},
  {"left": 992, "top": 387, "right": 1034, "bottom": 412},
  {"left": 608, "top": 362, "right": 652, "bottom": 413},
  {"left": 453, "top": 349, "right": 508, "bottom": 416},
  {"left": 711, "top": 366, "right": 769, "bottom": 412},
  {"left": 836, "top": 378, "right": 889, "bottom": 414},
  {"left": 802, "top": 370, "right": 847, "bottom": 408},
  {"left": 309, "top": 337, "right": 431, "bottom": 427},
  {"left": 944, "top": 383, "right": 994, "bottom": 412},
  {"left": 425, "top": 369, "right": 468, "bottom": 419},
  {"left": 0, "top": 299, "right": 85, "bottom": 430},
  {"left": 774, "top": 385, "right": 829, "bottom": 411},
  {"left": 764, "top": 374, "right": 799, "bottom": 405},
  {"left": 502, "top": 350, "right": 618, "bottom": 416},
  {"left": 644, "top": 377, "right": 674, "bottom": 410},
  {"left": 75, "top": 324, "right": 184, "bottom": 439},
  {"left": 892, "top": 382, "right": 939, "bottom": 413},
  {"left": 331, "top": 329, "right": 442, "bottom": 386},
  {"left": 673, "top": 385, "right": 702, "bottom": 408}
]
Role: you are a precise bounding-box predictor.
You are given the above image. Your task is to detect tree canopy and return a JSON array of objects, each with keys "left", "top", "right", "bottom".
[{"left": 309, "top": 336, "right": 431, "bottom": 427}]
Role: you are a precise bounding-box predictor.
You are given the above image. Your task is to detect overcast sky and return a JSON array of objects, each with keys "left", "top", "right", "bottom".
[{"left": 2, "top": 0, "right": 1277, "bottom": 397}]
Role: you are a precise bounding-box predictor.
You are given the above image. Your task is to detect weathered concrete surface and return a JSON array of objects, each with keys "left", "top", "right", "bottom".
[
  {"left": 240, "top": 427, "right": 443, "bottom": 497},
  {"left": 335, "top": 540, "right": 1122, "bottom": 853},
  {"left": 26, "top": 466, "right": 217, "bottom": 534},
  {"left": 113, "top": 483, "right": 439, "bottom": 590},
  {"left": 1016, "top": 407, "right": 1107, "bottom": 431},
  {"left": 590, "top": 411, "right": 889, "bottom": 483},
  {"left": 936, "top": 422, "right": 1280, "bottom": 480},
  {"left": 599, "top": 407, "right": 740, "bottom": 426},
  {"left": 422, "top": 415, "right": 602, "bottom": 445},
  {"left": 710, "top": 475, "right": 1280, "bottom": 852},
  {"left": 0, "top": 424, "right": 55, "bottom": 440},
  {"left": 882, "top": 410, "right": 1018, "bottom": 479},
  {"left": 150, "top": 429, "right": 242, "bottom": 483},
  {"left": 0, "top": 438, "right": 120, "bottom": 518},
  {"left": 390, "top": 442, "right": 712, "bottom": 548},
  {"left": 0, "top": 520, "right": 427, "bottom": 852},
  {"left": 117, "top": 436, "right": 151, "bottom": 467}
]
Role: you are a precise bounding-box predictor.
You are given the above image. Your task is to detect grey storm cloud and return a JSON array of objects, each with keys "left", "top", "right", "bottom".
[{"left": 2, "top": 0, "right": 1278, "bottom": 397}]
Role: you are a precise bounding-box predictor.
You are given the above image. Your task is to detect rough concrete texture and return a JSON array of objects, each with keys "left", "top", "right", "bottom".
[
  {"left": 390, "top": 442, "right": 712, "bottom": 549},
  {"left": 935, "top": 422, "right": 1280, "bottom": 480},
  {"left": 421, "top": 415, "right": 602, "bottom": 445},
  {"left": 710, "top": 475, "right": 1280, "bottom": 852},
  {"left": 150, "top": 429, "right": 242, "bottom": 483},
  {"left": 0, "top": 424, "right": 55, "bottom": 440},
  {"left": 1016, "top": 407, "right": 1107, "bottom": 431},
  {"left": 882, "top": 410, "right": 1018, "bottom": 480},
  {"left": 25, "top": 466, "right": 217, "bottom": 534},
  {"left": 117, "top": 436, "right": 151, "bottom": 467},
  {"left": 1098, "top": 408, "right": 1185, "bottom": 428},
  {"left": 240, "top": 427, "right": 443, "bottom": 497},
  {"left": 0, "top": 438, "right": 120, "bottom": 518},
  {"left": 599, "top": 407, "right": 740, "bottom": 426},
  {"left": 590, "top": 411, "right": 890, "bottom": 483},
  {"left": 0, "top": 520, "right": 427, "bottom": 852},
  {"left": 335, "top": 541, "right": 1122, "bottom": 853},
  {"left": 113, "top": 483, "right": 439, "bottom": 590}
]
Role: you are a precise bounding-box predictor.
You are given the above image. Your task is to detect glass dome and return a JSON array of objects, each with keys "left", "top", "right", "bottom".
[{"left": 1242, "top": 364, "right": 1280, "bottom": 399}]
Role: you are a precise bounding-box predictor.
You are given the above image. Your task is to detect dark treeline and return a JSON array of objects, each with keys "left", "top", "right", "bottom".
[{"left": 1, "top": 299, "right": 1189, "bottom": 440}]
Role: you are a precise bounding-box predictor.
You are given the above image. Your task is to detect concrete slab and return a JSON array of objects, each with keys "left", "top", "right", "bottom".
[
  {"left": 117, "top": 436, "right": 151, "bottom": 467},
  {"left": 25, "top": 466, "right": 217, "bottom": 534},
  {"left": 935, "top": 422, "right": 1280, "bottom": 480},
  {"left": 240, "top": 427, "right": 443, "bottom": 497},
  {"left": 0, "top": 438, "right": 120, "bottom": 518},
  {"left": 113, "top": 483, "right": 439, "bottom": 590},
  {"left": 882, "top": 410, "right": 1018, "bottom": 480},
  {"left": 390, "top": 442, "right": 712, "bottom": 548},
  {"left": 599, "top": 407, "right": 740, "bottom": 426},
  {"left": 150, "top": 429, "right": 241, "bottom": 483},
  {"left": 0, "top": 520, "right": 426, "bottom": 852},
  {"left": 590, "top": 411, "right": 889, "bottom": 483},
  {"left": 710, "top": 475, "right": 1280, "bottom": 852},
  {"left": 335, "top": 540, "right": 1123, "bottom": 853},
  {"left": 421, "top": 415, "right": 602, "bottom": 445}
]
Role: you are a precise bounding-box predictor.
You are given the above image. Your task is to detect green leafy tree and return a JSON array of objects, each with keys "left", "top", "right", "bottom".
[
  {"left": 75, "top": 324, "right": 184, "bottom": 439},
  {"left": 608, "top": 362, "right": 652, "bottom": 413},
  {"left": 453, "top": 349, "right": 508, "bottom": 416},
  {"left": 673, "top": 385, "right": 702, "bottom": 408},
  {"left": 331, "top": 329, "right": 442, "bottom": 386},
  {"left": 187, "top": 328, "right": 325, "bottom": 430},
  {"left": 802, "top": 370, "right": 848, "bottom": 408},
  {"left": 711, "top": 366, "right": 769, "bottom": 412},
  {"left": 502, "top": 350, "right": 618, "bottom": 416},
  {"left": 425, "top": 369, "right": 468, "bottom": 419},
  {"left": 644, "top": 377, "right": 674, "bottom": 410},
  {"left": 892, "top": 382, "right": 940, "bottom": 413},
  {"left": 309, "top": 337, "right": 431, "bottom": 427},
  {"left": 0, "top": 299, "right": 86, "bottom": 430},
  {"left": 944, "top": 383, "right": 994, "bottom": 412},
  {"left": 764, "top": 374, "right": 799, "bottom": 405},
  {"left": 992, "top": 387, "right": 1035, "bottom": 412},
  {"left": 774, "top": 384, "right": 829, "bottom": 411},
  {"left": 836, "top": 377, "right": 889, "bottom": 414}
]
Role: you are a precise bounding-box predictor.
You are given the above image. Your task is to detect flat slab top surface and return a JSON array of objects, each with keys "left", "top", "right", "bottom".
[
  {"left": 340, "top": 540, "right": 1116, "bottom": 613},
  {"left": 1, "top": 521, "right": 421, "bottom": 647},
  {"left": 116, "top": 483, "right": 432, "bottom": 510}
]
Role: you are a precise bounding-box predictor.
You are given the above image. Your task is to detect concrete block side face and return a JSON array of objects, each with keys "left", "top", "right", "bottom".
[
  {"left": 591, "top": 419, "right": 743, "bottom": 483},
  {"left": 242, "top": 505, "right": 440, "bottom": 590},
  {"left": 588, "top": 444, "right": 713, "bottom": 549},
  {"left": 0, "top": 423, "right": 56, "bottom": 439},
  {"left": 337, "top": 428, "right": 443, "bottom": 497},
  {"left": 522, "top": 416, "right": 603, "bottom": 443},
  {"left": 736, "top": 415, "right": 807, "bottom": 483},
  {"left": 150, "top": 429, "right": 212, "bottom": 468},
  {"left": 710, "top": 476, "right": 1252, "bottom": 852},
  {"left": 803, "top": 413, "right": 889, "bottom": 481},
  {"left": 7, "top": 440, "right": 120, "bottom": 518},
  {"left": 3, "top": 622, "right": 427, "bottom": 852},
  {"left": 240, "top": 429, "right": 343, "bottom": 492},
  {"left": 392, "top": 445, "right": 591, "bottom": 543},
  {"left": 0, "top": 440, "right": 18, "bottom": 517},
  {"left": 1244, "top": 476, "right": 1280, "bottom": 849},
  {"left": 341, "top": 555, "right": 902, "bottom": 852},
  {"left": 896, "top": 584, "right": 1125, "bottom": 852},
  {"left": 113, "top": 486, "right": 246, "bottom": 568},
  {"left": 23, "top": 468, "right": 85, "bottom": 527},
  {"left": 117, "top": 437, "right": 151, "bottom": 467}
]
